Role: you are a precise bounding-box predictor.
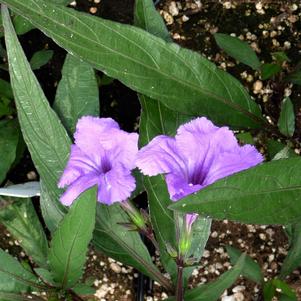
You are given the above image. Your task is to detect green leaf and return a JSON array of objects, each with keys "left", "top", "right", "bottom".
[
  {"left": 49, "top": 187, "right": 96, "bottom": 289},
  {"left": 51, "top": 0, "right": 71, "bottom": 5},
  {"left": 0, "top": 96, "right": 14, "bottom": 118},
  {"left": 272, "top": 146, "right": 297, "bottom": 161},
  {"left": 266, "top": 139, "right": 297, "bottom": 160},
  {"left": 134, "top": 0, "right": 171, "bottom": 41},
  {"left": 0, "top": 197, "right": 48, "bottom": 268},
  {"left": 166, "top": 254, "right": 246, "bottom": 301},
  {"left": 264, "top": 280, "right": 276, "bottom": 301},
  {"left": 278, "top": 97, "right": 295, "bottom": 137},
  {"left": 0, "top": 248, "right": 38, "bottom": 293},
  {"left": 93, "top": 203, "right": 172, "bottom": 291},
  {"left": 261, "top": 63, "right": 282, "bottom": 80},
  {"left": 72, "top": 283, "right": 95, "bottom": 295},
  {"left": 272, "top": 279, "right": 297, "bottom": 300},
  {"left": 226, "top": 245, "right": 263, "bottom": 284},
  {"left": 272, "top": 52, "right": 290, "bottom": 64},
  {"left": 53, "top": 54, "right": 99, "bottom": 135},
  {"left": 236, "top": 132, "right": 254, "bottom": 145},
  {"left": 29, "top": 49, "right": 53, "bottom": 70},
  {"left": 280, "top": 222, "right": 301, "bottom": 278},
  {"left": 13, "top": 15, "right": 34, "bottom": 35},
  {"left": 0, "top": 78, "right": 13, "bottom": 99},
  {"left": 0, "top": 119, "right": 19, "bottom": 184},
  {"left": 2, "top": 5, "right": 70, "bottom": 230},
  {"left": 214, "top": 33, "right": 261, "bottom": 70},
  {"left": 2, "top": 0, "right": 265, "bottom": 129},
  {"left": 0, "top": 292, "right": 44, "bottom": 301},
  {"left": 170, "top": 158, "right": 301, "bottom": 225},
  {"left": 286, "top": 70, "right": 301, "bottom": 85},
  {"left": 34, "top": 268, "right": 57, "bottom": 286}
]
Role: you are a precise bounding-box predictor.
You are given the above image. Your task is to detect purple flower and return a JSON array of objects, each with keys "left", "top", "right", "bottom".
[
  {"left": 58, "top": 116, "right": 138, "bottom": 206},
  {"left": 136, "top": 117, "right": 263, "bottom": 202}
]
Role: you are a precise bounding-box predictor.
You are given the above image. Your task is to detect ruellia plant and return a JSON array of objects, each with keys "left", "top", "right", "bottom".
[{"left": 0, "top": 0, "right": 300, "bottom": 300}]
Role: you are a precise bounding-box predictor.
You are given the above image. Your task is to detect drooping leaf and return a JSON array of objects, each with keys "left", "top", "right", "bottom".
[
  {"left": 277, "top": 97, "right": 295, "bottom": 137},
  {"left": 29, "top": 49, "right": 53, "bottom": 70},
  {"left": 2, "top": 5, "right": 70, "bottom": 230},
  {"left": 166, "top": 254, "right": 246, "bottom": 301},
  {"left": 170, "top": 158, "right": 301, "bottom": 225},
  {"left": 0, "top": 248, "right": 39, "bottom": 293},
  {"left": 49, "top": 187, "right": 96, "bottom": 289},
  {"left": 2, "top": 0, "right": 265, "bottom": 129},
  {"left": 226, "top": 245, "right": 263, "bottom": 284},
  {"left": 261, "top": 63, "right": 282, "bottom": 80},
  {"left": 53, "top": 53, "right": 99, "bottom": 135},
  {"left": 93, "top": 203, "right": 172, "bottom": 291},
  {"left": 0, "top": 197, "right": 48, "bottom": 268},
  {"left": 0, "top": 119, "right": 19, "bottom": 184},
  {"left": 280, "top": 222, "right": 301, "bottom": 278},
  {"left": 214, "top": 33, "right": 261, "bottom": 70}
]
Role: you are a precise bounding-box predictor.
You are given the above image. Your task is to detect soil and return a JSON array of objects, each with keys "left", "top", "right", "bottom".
[{"left": 1, "top": 0, "right": 301, "bottom": 301}]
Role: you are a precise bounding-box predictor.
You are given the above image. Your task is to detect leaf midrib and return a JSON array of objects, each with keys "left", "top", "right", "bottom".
[{"left": 6, "top": 0, "right": 264, "bottom": 125}]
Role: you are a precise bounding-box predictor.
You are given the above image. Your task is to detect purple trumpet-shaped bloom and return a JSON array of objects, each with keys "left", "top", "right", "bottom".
[
  {"left": 136, "top": 117, "right": 263, "bottom": 203},
  {"left": 58, "top": 116, "right": 138, "bottom": 206}
]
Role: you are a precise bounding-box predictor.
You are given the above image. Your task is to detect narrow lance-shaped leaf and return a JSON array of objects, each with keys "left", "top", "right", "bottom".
[
  {"left": 53, "top": 53, "right": 99, "bottom": 135},
  {"left": 0, "top": 248, "right": 39, "bottom": 293},
  {"left": 170, "top": 157, "right": 301, "bottom": 225},
  {"left": 166, "top": 254, "right": 247, "bottom": 301},
  {"left": 2, "top": 5, "right": 70, "bottom": 230},
  {"left": 277, "top": 97, "right": 295, "bottom": 137},
  {"left": 214, "top": 33, "right": 261, "bottom": 70},
  {"left": 280, "top": 222, "right": 301, "bottom": 278},
  {"left": 2, "top": 0, "right": 265, "bottom": 129},
  {"left": 0, "top": 197, "right": 48, "bottom": 268},
  {"left": 226, "top": 245, "right": 263, "bottom": 284},
  {"left": 49, "top": 187, "right": 97, "bottom": 288}
]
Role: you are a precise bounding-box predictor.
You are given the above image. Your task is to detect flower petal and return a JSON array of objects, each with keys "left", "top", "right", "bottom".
[
  {"left": 60, "top": 173, "right": 98, "bottom": 206},
  {"left": 74, "top": 116, "right": 119, "bottom": 158},
  {"left": 74, "top": 116, "right": 138, "bottom": 169},
  {"left": 58, "top": 145, "right": 98, "bottom": 188},
  {"left": 107, "top": 131, "right": 139, "bottom": 169},
  {"left": 205, "top": 144, "right": 264, "bottom": 185},
  {"left": 136, "top": 135, "right": 186, "bottom": 177},
  {"left": 97, "top": 165, "right": 136, "bottom": 205},
  {"left": 176, "top": 117, "right": 239, "bottom": 164},
  {"left": 165, "top": 172, "right": 202, "bottom": 201}
]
